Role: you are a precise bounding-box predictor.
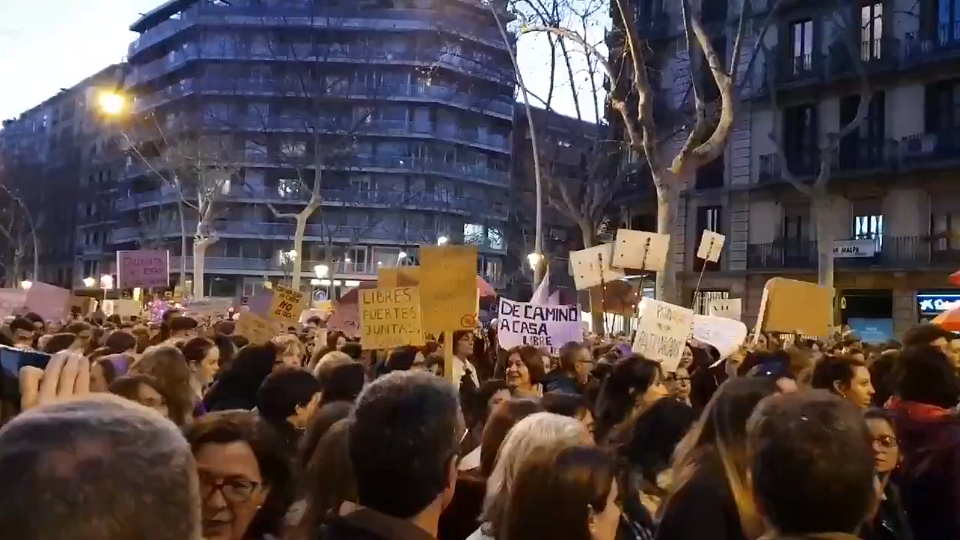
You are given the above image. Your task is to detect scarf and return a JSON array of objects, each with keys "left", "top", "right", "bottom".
[{"left": 885, "top": 396, "right": 955, "bottom": 420}]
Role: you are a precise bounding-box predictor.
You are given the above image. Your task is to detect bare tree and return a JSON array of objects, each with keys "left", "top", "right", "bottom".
[
  {"left": 765, "top": 2, "right": 874, "bottom": 291},
  {"left": 0, "top": 165, "right": 41, "bottom": 284},
  {"left": 510, "top": 0, "right": 769, "bottom": 304}
]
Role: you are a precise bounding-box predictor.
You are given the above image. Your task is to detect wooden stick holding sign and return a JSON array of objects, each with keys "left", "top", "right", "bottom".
[{"left": 693, "top": 230, "right": 726, "bottom": 308}]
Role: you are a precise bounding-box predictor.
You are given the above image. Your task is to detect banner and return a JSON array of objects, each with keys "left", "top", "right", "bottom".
[
  {"left": 117, "top": 250, "right": 169, "bottom": 289},
  {"left": 632, "top": 298, "right": 693, "bottom": 373},
  {"left": 359, "top": 286, "right": 425, "bottom": 350},
  {"left": 497, "top": 297, "right": 582, "bottom": 353},
  {"left": 25, "top": 282, "right": 71, "bottom": 322}
]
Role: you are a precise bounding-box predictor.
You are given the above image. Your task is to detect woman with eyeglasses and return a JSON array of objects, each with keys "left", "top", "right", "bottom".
[
  {"left": 184, "top": 411, "right": 294, "bottom": 540},
  {"left": 862, "top": 408, "right": 913, "bottom": 540},
  {"left": 665, "top": 367, "right": 692, "bottom": 406}
]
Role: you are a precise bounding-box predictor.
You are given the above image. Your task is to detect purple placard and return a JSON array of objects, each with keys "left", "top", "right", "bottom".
[{"left": 116, "top": 250, "right": 170, "bottom": 289}]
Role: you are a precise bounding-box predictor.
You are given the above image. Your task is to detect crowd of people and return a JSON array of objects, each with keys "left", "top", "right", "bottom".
[{"left": 1, "top": 305, "right": 960, "bottom": 540}]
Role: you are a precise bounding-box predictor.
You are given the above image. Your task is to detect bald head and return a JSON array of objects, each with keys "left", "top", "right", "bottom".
[{"left": 0, "top": 395, "right": 200, "bottom": 540}]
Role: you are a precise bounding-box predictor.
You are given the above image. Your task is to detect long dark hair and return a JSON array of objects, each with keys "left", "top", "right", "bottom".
[
  {"left": 594, "top": 355, "right": 662, "bottom": 443},
  {"left": 203, "top": 342, "right": 279, "bottom": 412}
]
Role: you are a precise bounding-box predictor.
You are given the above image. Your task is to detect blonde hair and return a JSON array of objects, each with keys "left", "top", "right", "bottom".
[
  {"left": 312, "top": 351, "right": 353, "bottom": 378},
  {"left": 481, "top": 412, "right": 589, "bottom": 537},
  {"left": 271, "top": 334, "right": 305, "bottom": 359},
  {"left": 129, "top": 345, "right": 195, "bottom": 426}
]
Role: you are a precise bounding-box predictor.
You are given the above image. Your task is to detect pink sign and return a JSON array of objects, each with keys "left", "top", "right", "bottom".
[
  {"left": 327, "top": 301, "right": 361, "bottom": 338},
  {"left": 25, "top": 282, "right": 71, "bottom": 322},
  {"left": 117, "top": 250, "right": 169, "bottom": 289}
]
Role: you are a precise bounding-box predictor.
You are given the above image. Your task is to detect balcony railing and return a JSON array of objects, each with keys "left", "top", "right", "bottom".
[
  {"left": 747, "top": 237, "right": 960, "bottom": 270},
  {"left": 773, "top": 47, "right": 826, "bottom": 86},
  {"left": 758, "top": 149, "right": 820, "bottom": 184},
  {"left": 903, "top": 24, "right": 960, "bottom": 65},
  {"left": 900, "top": 130, "right": 960, "bottom": 167},
  {"left": 112, "top": 221, "right": 414, "bottom": 245},
  {"left": 828, "top": 38, "right": 901, "bottom": 77},
  {"left": 115, "top": 187, "right": 509, "bottom": 220},
  {"left": 836, "top": 138, "right": 899, "bottom": 172}
]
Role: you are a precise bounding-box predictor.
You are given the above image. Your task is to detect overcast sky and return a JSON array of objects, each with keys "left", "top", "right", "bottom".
[{"left": 0, "top": 0, "right": 606, "bottom": 123}]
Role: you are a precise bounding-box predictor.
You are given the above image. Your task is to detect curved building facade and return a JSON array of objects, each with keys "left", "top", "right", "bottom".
[{"left": 118, "top": 0, "right": 514, "bottom": 296}]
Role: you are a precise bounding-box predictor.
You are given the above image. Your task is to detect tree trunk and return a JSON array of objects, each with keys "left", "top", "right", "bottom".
[
  {"left": 812, "top": 189, "right": 835, "bottom": 290},
  {"left": 290, "top": 212, "right": 311, "bottom": 293},
  {"left": 655, "top": 182, "right": 681, "bottom": 304},
  {"left": 178, "top": 201, "right": 188, "bottom": 287},
  {"left": 31, "top": 237, "right": 38, "bottom": 282},
  {"left": 580, "top": 228, "right": 606, "bottom": 337}
]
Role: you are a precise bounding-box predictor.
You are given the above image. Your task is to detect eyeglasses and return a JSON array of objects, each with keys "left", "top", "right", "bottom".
[
  {"left": 873, "top": 435, "right": 898, "bottom": 449},
  {"left": 199, "top": 474, "right": 261, "bottom": 503}
]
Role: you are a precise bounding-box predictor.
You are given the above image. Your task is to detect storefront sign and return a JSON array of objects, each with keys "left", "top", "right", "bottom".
[
  {"left": 832, "top": 239, "right": 877, "bottom": 259},
  {"left": 918, "top": 293, "right": 960, "bottom": 316}
]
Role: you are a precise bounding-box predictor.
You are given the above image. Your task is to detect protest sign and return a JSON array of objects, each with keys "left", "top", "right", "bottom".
[
  {"left": 236, "top": 312, "right": 278, "bottom": 344},
  {"left": 696, "top": 230, "right": 726, "bottom": 263},
  {"left": 419, "top": 245, "right": 478, "bottom": 333},
  {"left": 327, "top": 301, "right": 361, "bottom": 338},
  {"left": 0, "top": 289, "right": 28, "bottom": 318},
  {"left": 377, "top": 267, "right": 421, "bottom": 288},
  {"left": 754, "top": 278, "right": 833, "bottom": 339},
  {"left": 570, "top": 244, "right": 626, "bottom": 290},
  {"left": 497, "top": 297, "right": 582, "bottom": 352},
  {"left": 268, "top": 285, "right": 305, "bottom": 326},
  {"left": 359, "top": 286, "right": 425, "bottom": 350},
  {"left": 184, "top": 297, "right": 234, "bottom": 319},
  {"left": 25, "top": 282, "right": 71, "bottom": 322},
  {"left": 632, "top": 298, "right": 693, "bottom": 373},
  {"left": 708, "top": 298, "right": 742, "bottom": 321},
  {"left": 116, "top": 250, "right": 169, "bottom": 289},
  {"left": 693, "top": 314, "right": 747, "bottom": 361},
  {"left": 102, "top": 299, "right": 142, "bottom": 318},
  {"left": 611, "top": 229, "right": 669, "bottom": 271}
]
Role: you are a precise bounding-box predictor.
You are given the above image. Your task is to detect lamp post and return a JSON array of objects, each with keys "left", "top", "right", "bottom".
[
  {"left": 526, "top": 252, "right": 543, "bottom": 272},
  {"left": 314, "top": 264, "right": 330, "bottom": 299},
  {"left": 83, "top": 277, "right": 95, "bottom": 288},
  {"left": 437, "top": 236, "right": 449, "bottom": 246},
  {"left": 99, "top": 274, "right": 114, "bottom": 307},
  {"left": 19, "top": 280, "right": 32, "bottom": 290}
]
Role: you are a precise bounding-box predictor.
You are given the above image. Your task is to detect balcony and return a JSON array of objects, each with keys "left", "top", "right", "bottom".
[
  {"left": 747, "top": 237, "right": 960, "bottom": 271},
  {"left": 111, "top": 220, "right": 414, "bottom": 245},
  {"left": 773, "top": 48, "right": 825, "bottom": 87},
  {"left": 128, "top": 7, "right": 510, "bottom": 59},
  {"left": 758, "top": 149, "right": 820, "bottom": 185},
  {"left": 900, "top": 130, "right": 960, "bottom": 168},
  {"left": 903, "top": 24, "right": 960, "bottom": 66},
  {"left": 835, "top": 138, "right": 898, "bottom": 173},
  {"left": 828, "top": 38, "right": 901, "bottom": 78},
  {"left": 115, "top": 186, "right": 509, "bottom": 220}
]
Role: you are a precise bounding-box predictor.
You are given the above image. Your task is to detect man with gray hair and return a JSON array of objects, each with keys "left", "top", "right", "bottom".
[{"left": 0, "top": 394, "right": 201, "bottom": 540}]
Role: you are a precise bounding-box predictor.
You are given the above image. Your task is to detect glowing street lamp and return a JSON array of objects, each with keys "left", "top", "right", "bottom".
[
  {"left": 83, "top": 276, "right": 95, "bottom": 288},
  {"left": 437, "top": 236, "right": 449, "bottom": 246},
  {"left": 526, "top": 252, "right": 543, "bottom": 271},
  {"left": 313, "top": 264, "right": 329, "bottom": 279},
  {"left": 100, "top": 274, "right": 114, "bottom": 290},
  {"left": 19, "top": 280, "right": 32, "bottom": 290},
  {"left": 310, "top": 278, "right": 321, "bottom": 286},
  {"left": 98, "top": 91, "right": 126, "bottom": 116}
]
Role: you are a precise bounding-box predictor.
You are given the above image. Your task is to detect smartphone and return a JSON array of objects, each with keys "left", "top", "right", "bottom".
[{"left": 0, "top": 345, "right": 52, "bottom": 378}]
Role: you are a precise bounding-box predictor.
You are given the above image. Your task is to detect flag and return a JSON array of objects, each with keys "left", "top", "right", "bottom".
[{"left": 530, "top": 268, "right": 560, "bottom": 306}]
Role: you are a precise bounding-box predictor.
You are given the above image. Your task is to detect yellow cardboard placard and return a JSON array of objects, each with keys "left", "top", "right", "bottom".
[
  {"left": 754, "top": 277, "right": 833, "bottom": 339},
  {"left": 359, "top": 286, "right": 425, "bottom": 350},
  {"left": 419, "top": 245, "right": 478, "bottom": 334},
  {"left": 377, "top": 267, "right": 422, "bottom": 288},
  {"left": 236, "top": 311, "right": 279, "bottom": 344},
  {"left": 268, "top": 284, "right": 304, "bottom": 326}
]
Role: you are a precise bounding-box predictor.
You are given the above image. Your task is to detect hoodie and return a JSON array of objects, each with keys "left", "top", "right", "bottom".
[{"left": 887, "top": 397, "right": 960, "bottom": 540}]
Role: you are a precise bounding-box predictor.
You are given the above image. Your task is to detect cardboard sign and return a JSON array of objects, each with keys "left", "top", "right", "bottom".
[
  {"left": 103, "top": 299, "right": 142, "bottom": 318},
  {"left": 696, "top": 230, "right": 726, "bottom": 262},
  {"left": 497, "top": 297, "right": 582, "bottom": 353},
  {"left": 419, "top": 245, "right": 478, "bottom": 333},
  {"left": 236, "top": 311, "right": 278, "bottom": 344},
  {"left": 754, "top": 278, "right": 833, "bottom": 339},
  {"left": 117, "top": 250, "right": 169, "bottom": 289},
  {"left": 268, "top": 285, "right": 304, "bottom": 326},
  {"left": 359, "top": 286, "right": 425, "bottom": 350},
  {"left": 708, "top": 298, "right": 742, "bottom": 321},
  {"left": 612, "top": 229, "right": 669, "bottom": 271},
  {"left": 184, "top": 297, "right": 234, "bottom": 319},
  {"left": 26, "top": 282, "right": 72, "bottom": 322},
  {"left": 693, "top": 314, "right": 747, "bottom": 361},
  {"left": 632, "top": 298, "right": 693, "bottom": 373},
  {"left": 0, "top": 289, "right": 28, "bottom": 318},
  {"left": 377, "top": 267, "right": 421, "bottom": 287},
  {"left": 327, "top": 301, "right": 361, "bottom": 338},
  {"left": 570, "top": 244, "right": 626, "bottom": 290}
]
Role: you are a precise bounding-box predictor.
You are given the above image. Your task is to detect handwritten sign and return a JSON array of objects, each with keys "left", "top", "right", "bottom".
[
  {"left": 696, "top": 231, "right": 726, "bottom": 263},
  {"left": 612, "top": 229, "right": 669, "bottom": 271},
  {"left": 117, "top": 250, "right": 169, "bottom": 289},
  {"left": 632, "top": 298, "right": 693, "bottom": 373},
  {"left": 268, "top": 285, "right": 304, "bottom": 326},
  {"left": 497, "top": 297, "right": 582, "bottom": 353},
  {"left": 327, "top": 301, "right": 361, "bottom": 338},
  {"left": 236, "top": 312, "right": 279, "bottom": 344},
  {"left": 693, "top": 314, "right": 748, "bottom": 361},
  {"left": 359, "top": 286, "right": 425, "bottom": 350},
  {"left": 377, "top": 267, "right": 421, "bottom": 287},
  {"left": 419, "top": 245, "right": 478, "bottom": 334},
  {"left": 570, "top": 244, "right": 626, "bottom": 290},
  {"left": 184, "top": 297, "right": 234, "bottom": 319},
  {"left": 708, "top": 298, "right": 742, "bottom": 321}
]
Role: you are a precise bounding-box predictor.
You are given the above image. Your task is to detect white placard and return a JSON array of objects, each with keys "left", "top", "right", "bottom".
[
  {"left": 708, "top": 298, "right": 742, "bottom": 321},
  {"left": 832, "top": 239, "right": 876, "bottom": 259},
  {"left": 696, "top": 230, "right": 726, "bottom": 262},
  {"left": 611, "top": 229, "right": 669, "bottom": 271},
  {"left": 497, "top": 298, "right": 583, "bottom": 353},
  {"left": 632, "top": 298, "right": 694, "bottom": 373},
  {"left": 569, "top": 244, "right": 626, "bottom": 290},
  {"left": 693, "top": 314, "right": 748, "bottom": 364}
]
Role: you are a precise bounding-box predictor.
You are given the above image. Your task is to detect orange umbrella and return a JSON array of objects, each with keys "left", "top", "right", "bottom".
[
  {"left": 933, "top": 305, "right": 960, "bottom": 332},
  {"left": 950, "top": 269, "right": 960, "bottom": 287}
]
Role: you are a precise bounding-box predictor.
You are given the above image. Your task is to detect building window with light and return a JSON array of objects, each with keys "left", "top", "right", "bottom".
[{"left": 463, "top": 223, "right": 484, "bottom": 245}]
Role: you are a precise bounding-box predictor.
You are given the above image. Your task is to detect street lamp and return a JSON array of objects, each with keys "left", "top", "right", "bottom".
[
  {"left": 437, "top": 236, "right": 449, "bottom": 246},
  {"left": 313, "top": 264, "right": 329, "bottom": 279},
  {"left": 398, "top": 251, "right": 408, "bottom": 265},
  {"left": 526, "top": 252, "right": 543, "bottom": 271},
  {"left": 98, "top": 90, "right": 126, "bottom": 116},
  {"left": 100, "top": 275, "right": 114, "bottom": 290},
  {"left": 19, "top": 280, "right": 32, "bottom": 290},
  {"left": 83, "top": 277, "right": 95, "bottom": 288},
  {"left": 310, "top": 278, "right": 321, "bottom": 286}
]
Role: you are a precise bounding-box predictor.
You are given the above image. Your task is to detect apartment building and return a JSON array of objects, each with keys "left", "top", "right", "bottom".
[
  {"left": 0, "top": 65, "right": 124, "bottom": 289},
  {"left": 611, "top": 0, "right": 960, "bottom": 338},
  {"left": 115, "top": 0, "right": 516, "bottom": 298}
]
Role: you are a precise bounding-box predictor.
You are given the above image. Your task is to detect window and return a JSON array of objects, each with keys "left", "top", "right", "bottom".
[
  {"left": 861, "top": 2, "right": 883, "bottom": 60},
  {"left": 372, "top": 247, "right": 402, "bottom": 268},
  {"left": 924, "top": 80, "right": 960, "bottom": 133},
  {"left": 790, "top": 19, "right": 815, "bottom": 74},
  {"left": 463, "top": 223, "right": 484, "bottom": 245},
  {"left": 280, "top": 141, "right": 306, "bottom": 157},
  {"left": 350, "top": 176, "right": 372, "bottom": 192},
  {"left": 931, "top": 196, "right": 960, "bottom": 254},
  {"left": 487, "top": 227, "right": 504, "bottom": 250},
  {"left": 853, "top": 199, "right": 884, "bottom": 248},
  {"left": 783, "top": 104, "right": 818, "bottom": 172},
  {"left": 277, "top": 178, "right": 300, "bottom": 198}
]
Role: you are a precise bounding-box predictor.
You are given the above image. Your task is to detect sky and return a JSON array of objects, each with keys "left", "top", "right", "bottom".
[{"left": 0, "top": 0, "right": 606, "bottom": 123}]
